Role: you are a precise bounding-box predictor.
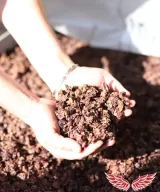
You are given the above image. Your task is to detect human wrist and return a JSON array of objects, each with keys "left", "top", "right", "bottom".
[
  {"left": 45, "top": 58, "right": 77, "bottom": 93},
  {"left": 0, "top": 70, "right": 40, "bottom": 124},
  {"left": 51, "top": 63, "right": 79, "bottom": 97},
  {"left": 0, "top": 85, "right": 39, "bottom": 126}
]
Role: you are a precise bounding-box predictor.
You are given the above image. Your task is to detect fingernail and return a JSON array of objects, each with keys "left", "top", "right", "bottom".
[
  {"left": 130, "top": 100, "right": 136, "bottom": 107},
  {"left": 106, "top": 139, "right": 115, "bottom": 147},
  {"left": 124, "top": 109, "right": 132, "bottom": 116},
  {"left": 126, "top": 91, "right": 131, "bottom": 97}
]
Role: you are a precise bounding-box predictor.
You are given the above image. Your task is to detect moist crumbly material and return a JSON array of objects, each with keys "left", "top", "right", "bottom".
[{"left": 55, "top": 85, "right": 130, "bottom": 148}]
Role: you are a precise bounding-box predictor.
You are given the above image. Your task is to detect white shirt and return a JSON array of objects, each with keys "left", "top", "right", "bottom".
[{"left": 43, "top": 0, "right": 160, "bottom": 57}]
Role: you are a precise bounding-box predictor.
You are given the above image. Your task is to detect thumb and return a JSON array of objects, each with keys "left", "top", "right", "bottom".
[
  {"left": 60, "top": 137, "right": 82, "bottom": 152},
  {"left": 52, "top": 133, "right": 81, "bottom": 152},
  {"left": 39, "top": 98, "right": 56, "bottom": 106}
]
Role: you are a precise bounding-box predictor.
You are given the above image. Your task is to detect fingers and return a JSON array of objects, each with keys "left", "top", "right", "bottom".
[
  {"left": 104, "top": 73, "right": 130, "bottom": 96},
  {"left": 104, "top": 72, "right": 136, "bottom": 118},
  {"left": 130, "top": 100, "right": 136, "bottom": 107},
  {"left": 59, "top": 137, "right": 81, "bottom": 153},
  {"left": 39, "top": 98, "right": 55, "bottom": 105},
  {"left": 39, "top": 98, "right": 56, "bottom": 106},
  {"left": 90, "top": 139, "right": 115, "bottom": 155},
  {"left": 124, "top": 109, "right": 132, "bottom": 117},
  {"left": 123, "top": 100, "right": 136, "bottom": 117},
  {"left": 47, "top": 133, "right": 81, "bottom": 152},
  {"left": 51, "top": 140, "right": 103, "bottom": 160},
  {"left": 80, "top": 140, "right": 103, "bottom": 156},
  {"left": 106, "top": 139, "right": 115, "bottom": 147}
]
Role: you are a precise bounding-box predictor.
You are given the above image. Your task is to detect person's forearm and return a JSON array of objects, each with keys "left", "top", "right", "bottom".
[
  {"left": 1, "top": 0, "right": 74, "bottom": 92},
  {"left": 0, "top": 70, "right": 39, "bottom": 123}
]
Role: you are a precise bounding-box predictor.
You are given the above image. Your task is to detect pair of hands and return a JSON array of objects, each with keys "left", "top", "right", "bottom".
[{"left": 27, "top": 66, "right": 135, "bottom": 160}]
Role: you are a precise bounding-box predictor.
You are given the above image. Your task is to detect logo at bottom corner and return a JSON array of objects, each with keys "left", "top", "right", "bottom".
[{"left": 105, "top": 172, "right": 157, "bottom": 191}]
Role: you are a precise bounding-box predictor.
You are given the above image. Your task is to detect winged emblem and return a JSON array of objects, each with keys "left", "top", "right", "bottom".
[
  {"left": 106, "top": 172, "right": 156, "bottom": 191},
  {"left": 106, "top": 174, "right": 130, "bottom": 191}
]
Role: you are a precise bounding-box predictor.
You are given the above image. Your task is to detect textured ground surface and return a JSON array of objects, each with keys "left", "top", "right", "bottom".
[{"left": 0, "top": 34, "right": 160, "bottom": 191}]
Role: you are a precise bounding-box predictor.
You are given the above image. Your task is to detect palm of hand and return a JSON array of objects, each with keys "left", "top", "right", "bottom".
[
  {"left": 29, "top": 67, "right": 135, "bottom": 160},
  {"left": 28, "top": 98, "right": 104, "bottom": 160},
  {"left": 60, "top": 67, "right": 130, "bottom": 95},
  {"left": 59, "top": 67, "right": 134, "bottom": 117}
]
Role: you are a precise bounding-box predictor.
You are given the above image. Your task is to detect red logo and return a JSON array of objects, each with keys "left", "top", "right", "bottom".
[{"left": 106, "top": 173, "right": 156, "bottom": 191}]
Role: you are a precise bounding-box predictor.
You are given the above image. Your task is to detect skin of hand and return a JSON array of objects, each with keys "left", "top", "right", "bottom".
[
  {"left": 27, "top": 98, "right": 105, "bottom": 160},
  {"left": 0, "top": 70, "right": 104, "bottom": 160},
  {"left": 58, "top": 66, "right": 135, "bottom": 118},
  {"left": 54, "top": 66, "right": 136, "bottom": 152},
  {"left": 28, "top": 67, "right": 136, "bottom": 160},
  {"left": 1, "top": 0, "right": 105, "bottom": 160},
  {"left": 0, "top": 0, "right": 135, "bottom": 159}
]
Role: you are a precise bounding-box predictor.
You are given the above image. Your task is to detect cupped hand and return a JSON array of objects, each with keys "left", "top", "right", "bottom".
[
  {"left": 59, "top": 66, "right": 135, "bottom": 117},
  {"left": 26, "top": 98, "right": 107, "bottom": 160},
  {"left": 27, "top": 67, "right": 135, "bottom": 159},
  {"left": 56, "top": 66, "right": 135, "bottom": 150}
]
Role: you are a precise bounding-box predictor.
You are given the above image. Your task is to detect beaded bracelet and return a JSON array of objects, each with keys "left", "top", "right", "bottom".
[{"left": 52, "top": 64, "right": 79, "bottom": 97}]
